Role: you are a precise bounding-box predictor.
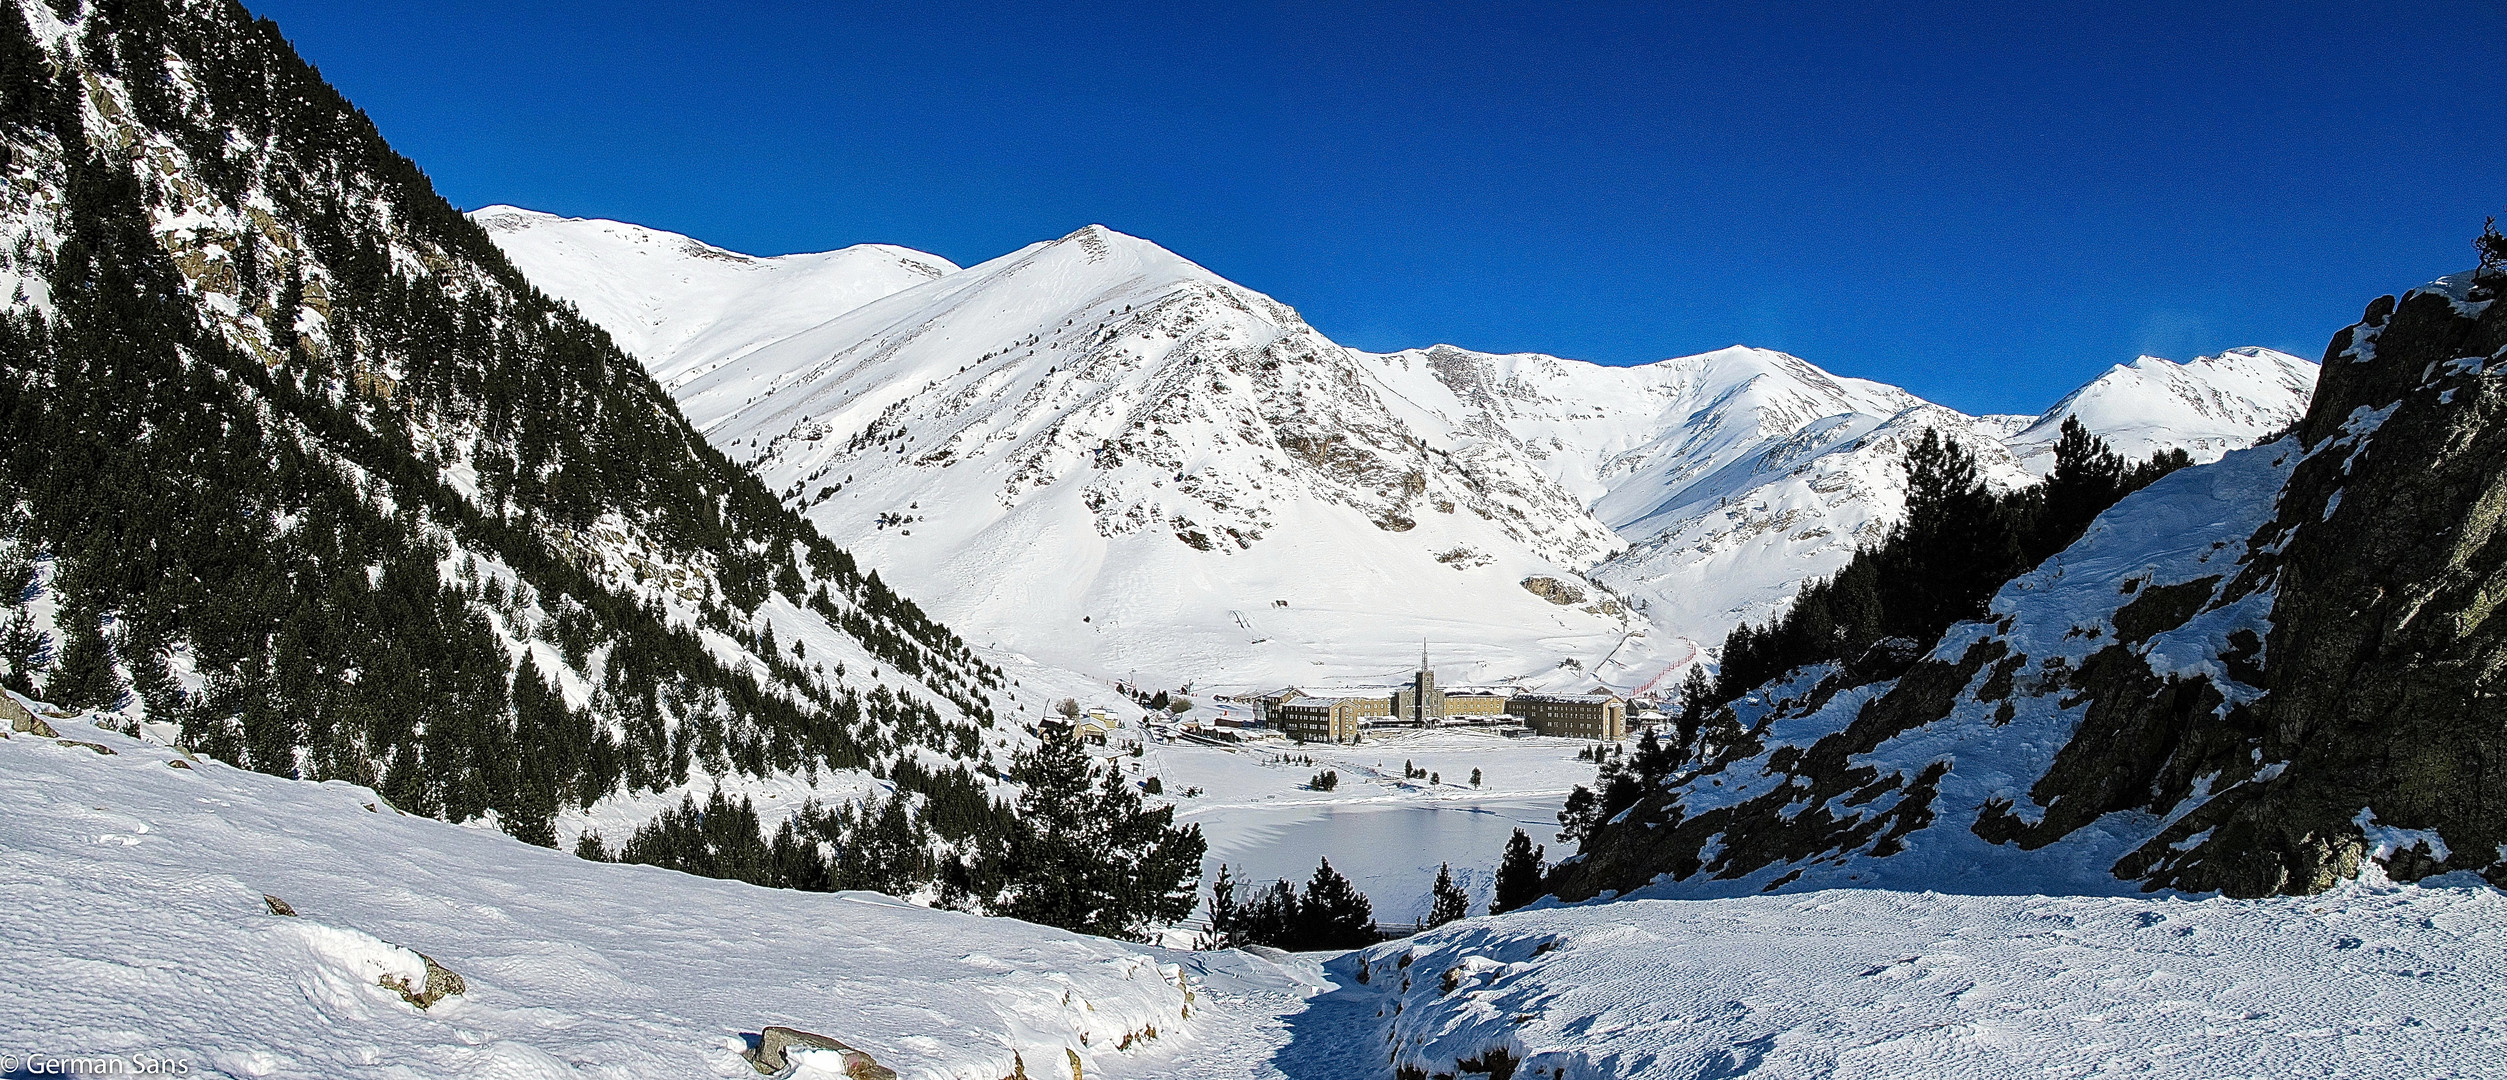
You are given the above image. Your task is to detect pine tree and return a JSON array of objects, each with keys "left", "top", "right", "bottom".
[
  {"left": 1236, "top": 878, "right": 1300, "bottom": 949},
  {"left": 1426, "top": 862, "right": 1469, "bottom": 928},
  {"left": 42, "top": 596, "right": 121, "bottom": 711},
  {"left": 1197, "top": 863, "right": 1241, "bottom": 950},
  {"left": 1295, "top": 857, "right": 1376, "bottom": 949},
  {"left": 0, "top": 0, "right": 54, "bottom": 133},
  {"left": 2479, "top": 215, "right": 2506, "bottom": 277},
  {"left": 2028, "top": 416, "right": 2126, "bottom": 564},
  {"left": 996, "top": 733, "right": 1205, "bottom": 941},
  {"left": 1880, "top": 428, "right": 2017, "bottom": 640},
  {"left": 1492, "top": 828, "right": 1546, "bottom": 914},
  {"left": 0, "top": 608, "right": 48, "bottom": 695}
]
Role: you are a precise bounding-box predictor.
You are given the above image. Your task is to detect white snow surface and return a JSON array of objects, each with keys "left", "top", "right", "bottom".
[
  {"left": 472, "top": 206, "right": 958, "bottom": 389},
  {"left": 1349, "top": 880, "right": 2507, "bottom": 1080},
  {"left": 0, "top": 718, "right": 1271, "bottom": 1080},
  {"left": 2005, "top": 347, "right": 2319, "bottom": 471},
  {"left": 475, "top": 209, "right": 2318, "bottom": 696},
  {"left": 19, "top": 714, "right": 2503, "bottom": 1080}
]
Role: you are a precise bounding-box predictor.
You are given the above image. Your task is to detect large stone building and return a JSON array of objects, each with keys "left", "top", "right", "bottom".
[
  {"left": 1268, "top": 648, "right": 1628, "bottom": 743},
  {"left": 1510, "top": 693, "right": 1627, "bottom": 741},
  {"left": 1276, "top": 694, "right": 1389, "bottom": 744},
  {"left": 1247, "top": 687, "right": 1308, "bottom": 728},
  {"left": 1391, "top": 648, "right": 1447, "bottom": 726}
]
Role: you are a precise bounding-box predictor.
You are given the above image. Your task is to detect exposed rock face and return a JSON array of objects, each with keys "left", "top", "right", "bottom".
[
  {"left": 381, "top": 953, "right": 466, "bottom": 1010},
  {"left": 2129, "top": 273, "right": 2507, "bottom": 895},
  {"left": 1551, "top": 270, "right": 2506, "bottom": 902},
  {"left": 1520, "top": 576, "right": 1586, "bottom": 606}
]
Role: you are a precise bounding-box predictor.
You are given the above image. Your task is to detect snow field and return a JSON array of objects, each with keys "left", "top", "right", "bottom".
[
  {"left": 0, "top": 718, "right": 1214, "bottom": 1080},
  {"left": 1140, "top": 728, "right": 1600, "bottom": 927},
  {"left": 1351, "top": 881, "right": 2507, "bottom": 1079}
]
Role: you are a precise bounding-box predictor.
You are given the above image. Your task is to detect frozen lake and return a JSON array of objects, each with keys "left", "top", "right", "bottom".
[{"left": 1195, "top": 795, "right": 1570, "bottom": 927}]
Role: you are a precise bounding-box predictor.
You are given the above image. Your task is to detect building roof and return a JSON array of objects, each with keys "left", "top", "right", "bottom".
[{"left": 1510, "top": 693, "right": 1623, "bottom": 705}]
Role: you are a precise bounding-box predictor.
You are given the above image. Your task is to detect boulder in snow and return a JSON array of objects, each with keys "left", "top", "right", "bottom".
[{"left": 745, "top": 1025, "right": 896, "bottom": 1079}]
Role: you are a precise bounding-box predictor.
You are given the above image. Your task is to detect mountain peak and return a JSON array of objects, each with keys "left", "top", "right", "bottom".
[{"left": 2010, "top": 347, "right": 2319, "bottom": 471}]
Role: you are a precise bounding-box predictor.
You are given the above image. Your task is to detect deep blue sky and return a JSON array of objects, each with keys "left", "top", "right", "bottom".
[{"left": 249, "top": 1, "right": 2505, "bottom": 415}]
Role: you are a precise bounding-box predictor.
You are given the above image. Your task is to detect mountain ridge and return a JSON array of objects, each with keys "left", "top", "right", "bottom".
[
  {"left": 0, "top": 0, "right": 1011, "bottom": 855},
  {"left": 475, "top": 209, "right": 2320, "bottom": 693}
]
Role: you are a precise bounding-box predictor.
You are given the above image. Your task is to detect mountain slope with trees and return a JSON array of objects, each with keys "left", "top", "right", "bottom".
[
  {"left": 1547, "top": 260, "right": 2507, "bottom": 903},
  {"left": 0, "top": 0, "right": 1030, "bottom": 886}
]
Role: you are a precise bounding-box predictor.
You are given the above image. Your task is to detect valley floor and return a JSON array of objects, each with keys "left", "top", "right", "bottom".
[
  {"left": 1143, "top": 726, "right": 1595, "bottom": 928},
  {"left": 10, "top": 718, "right": 2503, "bottom": 1080}
]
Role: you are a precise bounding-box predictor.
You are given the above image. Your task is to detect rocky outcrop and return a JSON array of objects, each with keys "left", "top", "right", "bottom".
[
  {"left": 2125, "top": 272, "right": 2507, "bottom": 895},
  {"left": 1519, "top": 576, "right": 1585, "bottom": 606},
  {"left": 3, "top": 695, "right": 57, "bottom": 738},
  {"left": 744, "top": 1026, "right": 898, "bottom": 1078},
  {"left": 381, "top": 953, "right": 467, "bottom": 1010},
  {"left": 1552, "top": 268, "right": 2507, "bottom": 902}
]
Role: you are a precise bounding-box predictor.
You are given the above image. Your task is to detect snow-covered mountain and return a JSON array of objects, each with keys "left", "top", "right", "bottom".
[
  {"left": 2005, "top": 346, "right": 2319, "bottom": 471},
  {"left": 480, "top": 210, "right": 2319, "bottom": 693},
  {"left": 1551, "top": 271, "right": 2507, "bottom": 904},
  {"left": 472, "top": 206, "right": 958, "bottom": 389},
  {"left": 0, "top": 2, "right": 1020, "bottom": 856}
]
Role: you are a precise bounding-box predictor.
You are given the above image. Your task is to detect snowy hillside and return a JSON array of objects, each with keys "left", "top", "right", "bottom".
[
  {"left": 20, "top": 700, "right": 2503, "bottom": 1080},
  {"left": 0, "top": 0, "right": 1014, "bottom": 859},
  {"left": 478, "top": 210, "right": 2317, "bottom": 692},
  {"left": 2005, "top": 347, "right": 2318, "bottom": 471},
  {"left": 1558, "top": 437, "right": 2304, "bottom": 901},
  {"left": 0, "top": 712, "right": 1253, "bottom": 1080},
  {"left": 472, "top": 206, "right": 958, "bottom": 389},
  {"left": 1340, "top": 881, "right": 2507, "bottom": 1080}
]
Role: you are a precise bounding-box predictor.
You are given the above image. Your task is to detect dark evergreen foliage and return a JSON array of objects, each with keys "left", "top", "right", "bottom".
[
  {"left": 1294, "top": 858, "right": 1375, "bottom": 949},
  {"left": 1557, "top": 733, "right": 1678, "bottom": 848},
  {"left": 1691, "top": 422, "right": 2191, "bottom": 736},
  {"left": 1491, "top": 828, "right": 1545, "bottom": 914},
  {"left": 1204, "top": 858, "right": 1379, "bottom": 951},
  {"left": 1425, "top": 862, "right": 1469, "bottom": 928},
  {"left": 990, "top": 734, "right": 1205, "bottom": 941},
  {"left": 0, "top": 0, "right": 1003, "bottom": 851}
]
